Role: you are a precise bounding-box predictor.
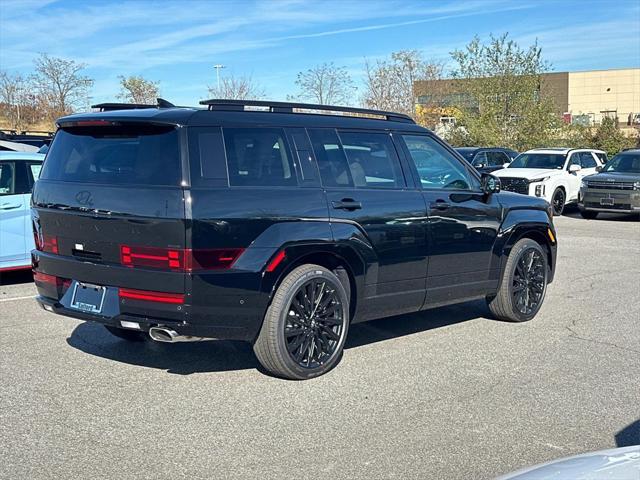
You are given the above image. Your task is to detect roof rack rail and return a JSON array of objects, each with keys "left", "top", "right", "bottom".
[
  {"left": 91, "top": 98, "right": 176, "bottom": 112},
  {"left": 199, "top": 99, "right": 415, "bottom": 124}
]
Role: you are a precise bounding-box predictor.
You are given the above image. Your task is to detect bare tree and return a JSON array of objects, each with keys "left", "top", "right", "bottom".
[
  {"left": 31, "top": 54, "right": 93, "bottom": 120},
  {"left": 362, "top": 50, "right": 442, "bottom": 118},
  {"left": 207, "top": 74, "right": 265, "bottom": 100},
  {"left": 117, "top": 75, "right": 160, "bottom": 104},
  {"left": 289, "top": 62, "right": 355, "bottom": 105},
  {"left": 0, "top": 71, "right": 33, "bottom": 130}
]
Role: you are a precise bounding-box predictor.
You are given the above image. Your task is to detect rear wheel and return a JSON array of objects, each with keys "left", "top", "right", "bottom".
[
  {"left": 104, "top": 325, "right": 147, "bottom": 342},
  {"left": 580, "top": 209, "right": 599, "bottom": 219},
  {"left": 487, "top": 238, "right": 548, "bottom": 322},
  {"left": 551, "top": 188, "right": 565, "bottom": 216},
  {"left": 253, "top": 264, "right": 350, "bottom": 380}
]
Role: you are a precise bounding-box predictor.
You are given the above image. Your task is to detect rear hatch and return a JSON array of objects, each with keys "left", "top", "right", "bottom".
[{"left": 31, "top": 121, "right": 187, "bottom": 318}]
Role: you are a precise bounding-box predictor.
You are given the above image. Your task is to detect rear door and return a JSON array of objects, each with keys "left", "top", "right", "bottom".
[
  {"left": 308, "top": 128, "right": 428, "bottom": 320},
  {"left": 32, "top": 122, "right": 187, "bottom": 296}
]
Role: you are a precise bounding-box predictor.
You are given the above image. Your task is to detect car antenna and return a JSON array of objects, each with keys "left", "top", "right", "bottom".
[{"left": 157, "top": 98, "right": 175, "bottom": 108}]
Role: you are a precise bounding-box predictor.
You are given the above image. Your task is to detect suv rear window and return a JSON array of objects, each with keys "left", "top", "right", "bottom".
[{"left": 41, "top": 125, "right": 181, "bottom": 186}]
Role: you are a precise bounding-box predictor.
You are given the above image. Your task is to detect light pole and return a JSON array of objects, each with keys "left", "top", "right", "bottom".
[{"left": 213, "top": 64, "right": 225, "bottom": 91}]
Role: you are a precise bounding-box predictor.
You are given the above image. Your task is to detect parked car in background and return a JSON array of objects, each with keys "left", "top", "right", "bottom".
[
  {"left": 0, "top": 130, "right": 53, "bottom": 148},
  {"left": 455, "top": 147, "right": 518, "bottom": 173},
  {"left": 493, "top": 148, "right": 605, "bottom": 215},
  {"left": 31, "top": 99, "right": 556, "bottom": 380},
  {"left": 0, "top": 152, "right": 45, "bottom": 272},
  {"left": 578, "top": 148, "right": 640, "bottom": 218}
]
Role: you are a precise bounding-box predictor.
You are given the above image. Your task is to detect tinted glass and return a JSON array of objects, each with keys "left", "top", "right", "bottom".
[
  {"left": 0, "top": 162, "right": 15, "bottom": 195},
  {"left": 29, "top": 163, "right": 42, "bottom": 183},
  {"left": 402, "top": 135, "right": 476, "bottom": 190},
  {"left": 602, "top": 152, "right": 640, "bottom": 173},
  {"left": 41, "top": 125, "right": 181, "bottom": 186},
  {"left": 487, "top": 151, "right": 507, "bottom": 166},
  {"left": 580, "top": 152, "right": 597, "bottom": 168},
  {"left": 308, "top": 129, "right": 352, "bottom": 187},
  {"left": 223, "top": 128, "right": 295, "bottom": 187},
  {"left": 472, "top": 152, "right": 487, "bottom": 166},
  {"left": 188, "top": 127, "right": 228, "bottom": 187},
  {"left": 509, "top": 153, "right": 566, "bottom": 170},
  {"left": 338, "top": 131, "right": 404, "bottom": 188}
]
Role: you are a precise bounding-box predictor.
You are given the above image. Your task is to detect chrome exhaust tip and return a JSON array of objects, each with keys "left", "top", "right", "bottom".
[{"left": 148, "top": 326, "right": 207, "bottom": 343}]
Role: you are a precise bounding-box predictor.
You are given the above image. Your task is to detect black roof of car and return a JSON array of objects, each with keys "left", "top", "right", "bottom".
[{"left": 57, "top": 99, "right": 427, "bottom": 133}]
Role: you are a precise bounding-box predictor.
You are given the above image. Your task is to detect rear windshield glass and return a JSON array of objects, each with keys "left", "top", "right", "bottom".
[{"left": 41, "top": 125, "right": 181, "bottom": 186}]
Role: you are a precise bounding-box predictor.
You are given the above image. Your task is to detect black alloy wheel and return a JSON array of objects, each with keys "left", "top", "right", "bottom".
[
  {"left": 552, "top": 188, "right": 565, "bottom": 216},
  {"left": 511, "top": 247, "right": 546, "bottom": 316},
  {"left": 284, "top": 278, "right": 345, "bottom": 369},
  {"left": 253, "top": 264, "right": 350, "bottom": 380}
]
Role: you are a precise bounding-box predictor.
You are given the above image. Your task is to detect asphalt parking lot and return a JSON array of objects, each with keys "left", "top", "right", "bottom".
[{"left": 1, "top": 212, "right": 639, "bottom": 480}]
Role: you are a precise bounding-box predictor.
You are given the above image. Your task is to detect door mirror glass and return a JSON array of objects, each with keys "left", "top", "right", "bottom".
[
  {"left": 481, "top": 173, "right": 501, "bottom": 194},
  {"left": 569, "top": 164, "right": 582, "bottom": 173}
]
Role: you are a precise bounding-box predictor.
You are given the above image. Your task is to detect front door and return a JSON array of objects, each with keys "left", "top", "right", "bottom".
[
  {"left": 398, "top": 134, "right": 502, "bottom": 307},
  {"left": 307, "top": 128, "right": 428, "bottom": 320},
  {"left": 0, "top": 161, "right": 28, "bottom": 266}
]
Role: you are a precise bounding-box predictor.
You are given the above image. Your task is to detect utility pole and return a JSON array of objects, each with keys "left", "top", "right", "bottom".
[{"left": 213, "top": 64, "right": 225, "bottom": 91}]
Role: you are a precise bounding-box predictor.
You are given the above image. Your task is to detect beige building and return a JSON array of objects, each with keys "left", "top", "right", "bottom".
[
  {"left": 415, "top": 68, "right": 640, "bottom": 128},
  {"left": 565, "top": 68, "right": 640, "bottom": 126}
]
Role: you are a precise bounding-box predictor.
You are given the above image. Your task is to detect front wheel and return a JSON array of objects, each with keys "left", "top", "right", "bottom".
[
  {"left": 254, "top": 264, "right": 350, "bottom": 380},
  {"left": 551, "top": 188, "right": 566, "bottom": 216},
  {"left": 487, "top": 238, "right": 548, "bottom": 322}
]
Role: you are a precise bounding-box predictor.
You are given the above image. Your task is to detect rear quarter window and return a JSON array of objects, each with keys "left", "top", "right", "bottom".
[{"left": 41, "top": 124, "right": 182, "bottom": 186}]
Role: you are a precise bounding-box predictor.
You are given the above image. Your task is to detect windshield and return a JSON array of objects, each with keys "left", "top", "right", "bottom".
[
  {"left": 509, "top": 153, "right": 566, "bottom": 169},
  {"left": 455, "top": 148, "right": 477, "bottom": 159},
  {"left": 602, "top": 152, "right": 640, "bottom": 174},
  {"left": 41, "top": 124, "right": 181, "bottom": 186}
]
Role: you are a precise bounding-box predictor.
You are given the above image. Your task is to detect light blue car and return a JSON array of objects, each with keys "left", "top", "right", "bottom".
[{"left": 0, "top": 151, "right": 45, "bottom": 272}]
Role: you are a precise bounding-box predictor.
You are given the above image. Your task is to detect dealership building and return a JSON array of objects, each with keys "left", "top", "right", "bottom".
[{"left": 415, "top": 67, "right": 640, "bottom": 128}]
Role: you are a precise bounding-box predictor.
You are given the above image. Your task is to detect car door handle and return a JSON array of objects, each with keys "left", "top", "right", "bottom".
[
  {"left": 430, "top": 200, "right": 450, "bottom": 210},
  {"left": 332, "top": 199, "right": 362, "bottom": 211},
  {"left": 0, "top": 203, "right": 22, "bottom": 210}
]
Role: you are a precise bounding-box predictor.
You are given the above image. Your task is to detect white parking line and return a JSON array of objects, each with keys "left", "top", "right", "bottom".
[{"left": 0, "top": 295, "right": 36, "bottom": 303}]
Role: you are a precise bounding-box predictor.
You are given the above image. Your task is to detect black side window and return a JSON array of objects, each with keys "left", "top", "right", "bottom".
[
  {"left": 472, "top": 152, "right": 488, "bottom": 166},
  {"left": 487, "top": 151, "right": 508, "bottom": 166},
  {"left": 308, "top": 128, "right": 353, "bottom": 187},
  {"left": 188, "top": 127, "right": 228, "bottom": 187},
  {"left": 27, "top": 162, "right": 43, "bottom": 187},
  {"left": 596, "top": 152, "right": 608, "bottom": 163},
  {"left": 0, "top": 162, "right": 16, "bottom": 195},
  {"left": 402, "top": 135, "right": 478, "bottom": 191},
  {"left": 337, "top": 131, "right": 404, "bottom": 188},
  {"left": 580, "top": 152, "right": 597, "bottom": 168},
  {"left": 223, "top": 128, "right": 296, "bottom": 187},
  {"left": 569, "top": 153, "right": 581, "bottom": 167}
]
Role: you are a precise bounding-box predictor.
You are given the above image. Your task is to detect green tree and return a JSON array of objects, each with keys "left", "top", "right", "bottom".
[
  {"left": 449, "top": 34, "right": 560, "bottom": 151},
  {"left": 587, "top": 117, "right": 635, "bottom": 157},
  {"left": 117, "top": 75, "right": 160, "bottom": 104}
]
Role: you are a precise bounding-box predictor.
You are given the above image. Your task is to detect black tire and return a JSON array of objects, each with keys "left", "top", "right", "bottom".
[
  {"left": 487, "top": 238, "right": 548, "bottom": 322},
  {"left": 253, "top": 264, "right": 350, "bottom": 380},
  {"left": 551, "top": 188, "right": 565, "bottom": 216},
  {"left": 580, "top": 209, "right": 599, "bottom": 219},
  {"left": 104, "top": 325, "right": 147, "bottom": 342}
]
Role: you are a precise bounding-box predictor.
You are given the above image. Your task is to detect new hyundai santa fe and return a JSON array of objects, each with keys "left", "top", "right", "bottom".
[{"left": 31, "top": 99, "right": 557, "bottom": 379}]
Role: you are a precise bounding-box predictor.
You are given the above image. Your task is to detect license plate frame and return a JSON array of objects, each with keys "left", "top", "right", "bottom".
[
  {"left": 600, "top": 197, "right": 614, "bottom": 206},
  {"left": 70, "top": 282, "right": 107, "bottom": 314}
]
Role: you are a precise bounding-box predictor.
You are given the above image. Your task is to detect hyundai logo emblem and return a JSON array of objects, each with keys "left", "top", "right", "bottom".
[{"left": 75, "top": 190, "right": 93, "bottom": 206}]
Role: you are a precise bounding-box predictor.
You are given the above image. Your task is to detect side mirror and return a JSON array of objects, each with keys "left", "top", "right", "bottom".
[
  {"left": 596, "top": 165, "right": 603, "bottom": 172},
  {"left": 569, "top": 164, "right": 582, "bottom": 173},
  {"left": 481, "top": 173, "right": 501, "bottom": 195}
]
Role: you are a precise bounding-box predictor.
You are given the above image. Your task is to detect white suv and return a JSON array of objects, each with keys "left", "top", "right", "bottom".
[{"left": 493, "top": 148, "right": 606, "bottom": 215}]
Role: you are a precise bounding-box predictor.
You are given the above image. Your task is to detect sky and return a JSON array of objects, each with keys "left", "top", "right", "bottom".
[{"left": 1, "top": 0, "right": 639, "bottom": 106}]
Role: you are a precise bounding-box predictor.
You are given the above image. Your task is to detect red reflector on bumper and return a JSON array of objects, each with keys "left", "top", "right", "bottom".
[
  {"left": 265, "top": 250, "right": 286, "bottom": 272},
  {"left": 119, "top": 288, "right": 184, "bottom": 304}
]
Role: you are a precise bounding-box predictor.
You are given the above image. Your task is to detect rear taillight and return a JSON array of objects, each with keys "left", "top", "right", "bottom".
[
  {"left": 33, "top": 271, "right": 70, "bottom": 290},
  {"left": 37, "top": 235, "right": 58, "bottom": 254},
  {"left": 120, "top": 245, "right": 243, "bottom": 272},
  {"left": 119, "top": 288, "right": 184, "bottom": 304}
]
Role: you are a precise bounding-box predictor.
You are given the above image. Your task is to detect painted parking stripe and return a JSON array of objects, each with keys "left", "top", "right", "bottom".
[{"left": 0, "top": 295, "right": 36, "bottom": 303}]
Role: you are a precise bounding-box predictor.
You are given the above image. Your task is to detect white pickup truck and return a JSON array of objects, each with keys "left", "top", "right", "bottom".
[{"left": 493, "top": 148, "right": 607, "bottom": 215}]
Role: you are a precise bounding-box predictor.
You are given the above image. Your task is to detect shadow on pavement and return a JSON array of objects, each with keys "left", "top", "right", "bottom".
[
  {"left": 67, "top": 299, "right": 489, "bottom": 375},
  {"left": 563, "top": 210, "right": 639, "bottom": 222},
  {"left": 615, "top": 420, "right": 640, "bottom": 447},
  {"left": 0, "top": 269, "right": 33, "bottom": 286}
]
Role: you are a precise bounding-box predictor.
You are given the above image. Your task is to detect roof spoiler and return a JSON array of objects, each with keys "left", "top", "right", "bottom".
[
  {"left": 199, "top": 99, "right": 415, "bottom": 124},
  {"left": 91, "top": 98, "right": 176, "bottom": 112}
]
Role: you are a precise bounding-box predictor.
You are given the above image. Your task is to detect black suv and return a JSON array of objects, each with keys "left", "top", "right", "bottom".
[
  {"left": 455, "top": 147, "right": 519, "bottom": 173},
  {"left": 32, "top": 99, "right": 557, "bottom": 379}
]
